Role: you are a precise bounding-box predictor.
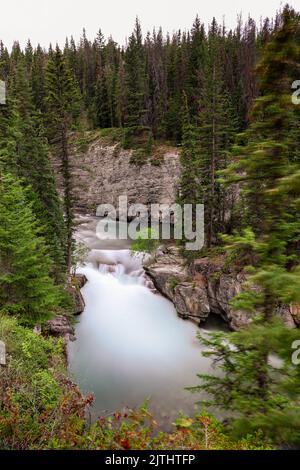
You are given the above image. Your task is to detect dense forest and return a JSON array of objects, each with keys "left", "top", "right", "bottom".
[{"left": 0, "top": 3, "right": 300, "bottom": 451}]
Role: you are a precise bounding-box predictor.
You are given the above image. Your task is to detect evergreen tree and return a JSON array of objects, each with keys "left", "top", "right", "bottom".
[
  {"left": 178, "top": 93, "right": 200, "bottom": 215},
  {"left": 124, "top": 18, "right": 147, "bottom": 129},
  {"left": 45, "top": 46, "right": 81, "bottom": 271},
  {"left": 190, "top": 318, "right": 300, "bottom": 446},
  {"left": 0, "top": 61, "right": 66, "bottom": 280},
  {"left": 32, "top": 44, "right": 47, "bottom": 112},
  {"left": 191, "top": 7, "right": 300, "bottom": 446},
  {"left": 0, "top": 41, "right": 10, "bottom": 82},
  {"left": 165, "top": 33, "right": 185, "bottom": 142},
  {"left": 198, "top": 19, "right": 238, "bottom": 247},
  {"left": 94, "top": 68, "right": 111, "bottom": 128},
  {"left": 187, "top": 16, "right": 206, "bottom": 117},
  {"left": 0, "top": 172, "right": 61, "bottom": 325}
]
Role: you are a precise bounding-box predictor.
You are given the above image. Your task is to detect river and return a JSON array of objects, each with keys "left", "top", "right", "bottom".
[{"left": 68, "top": 216, "right": 225, "bottom": 429}]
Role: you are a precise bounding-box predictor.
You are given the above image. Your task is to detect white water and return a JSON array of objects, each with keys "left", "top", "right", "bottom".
[{"left": 68, "top": 217, "right": 224, "bottom": 428}]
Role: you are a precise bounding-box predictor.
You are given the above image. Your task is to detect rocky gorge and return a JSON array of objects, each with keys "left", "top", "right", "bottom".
[{"left": 54, "top": 135, "right": 300, "bottom": 332}]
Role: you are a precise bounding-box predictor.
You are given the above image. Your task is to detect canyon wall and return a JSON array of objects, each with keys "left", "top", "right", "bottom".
[
  {"left": 145, "top": 246, "right": 299, "bottom": 330},
  {"left": 54, "top": 138, "right": 181, "bottom": 214}
]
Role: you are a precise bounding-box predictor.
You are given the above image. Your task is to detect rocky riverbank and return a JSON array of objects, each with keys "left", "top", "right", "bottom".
[
  {"left": 144, "top": 246, "right": 299, "bottom": 330},
  {"left": 44, "top": 274, "right": 88, "bottom": 342}
]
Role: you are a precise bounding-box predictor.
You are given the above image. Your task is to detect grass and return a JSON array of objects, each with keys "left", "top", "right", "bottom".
[{"left": 71, "top": 127, "right": 178, "bottom": 166}]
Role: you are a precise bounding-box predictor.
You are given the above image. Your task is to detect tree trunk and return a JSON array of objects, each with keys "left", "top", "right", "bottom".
[
  {"left": 208, "top": 64, "right": 216, "bottom": 248},
  {"left": 61, "top": 125, "right": 73, "bottom": 272}
]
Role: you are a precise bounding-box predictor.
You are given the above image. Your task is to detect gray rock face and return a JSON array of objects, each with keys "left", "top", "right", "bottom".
[
  {"left": 68, "top": 274, "right": 87, "bottom": 315},
  {"left": 46, "top": 315, "right": 75, "bottom": 340},
  {"left": 75, "top": 273, "right": 88, "bottom": 289},
  {"left": 44, "top": 275, "right": 87, "bottom": 345},
  {"left": 144, "top": 247, "right": 211, "bottom": 322},
  {"left": 145, "top": 247, "right": 297, "bottom": 330},
  {"left": 72, "top": 287, "right": 86, "bottom": 316},
  {"left": 62, "top": 141, "right": 181, "bottom": 214}
]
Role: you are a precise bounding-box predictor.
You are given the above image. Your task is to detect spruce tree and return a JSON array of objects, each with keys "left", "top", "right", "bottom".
[
  {"left": 0, "top": 41, "right": 10, "bottom": 82},
  {"left": 0, "top": 172, "right": 60, "bottom": 325},
  {"left": 191, "top": 7, "right": 300, "bottom": 446},
  {"left": 178, "top": 93, "right": 200, "bottom": 218},
  {"left": 45, "top": 46, "right": 81, "bottom": 271},
  {"left": 198, "top": 19, "right": 238, "bottom": 247},
  {"left": 32, "top": 44, "right": 47, "bottom": 112},
  {"left": 124, "top": 18, "right": 147, "bottom": 130},
  {"left": 165, "top": 33, "right": 186, "bottom": 142},
  {"left": 0, "top": 61, "right": 66, "bottom": 280},
  {"left": 187, "top": 16, "right": 206, "bottom": 117}
]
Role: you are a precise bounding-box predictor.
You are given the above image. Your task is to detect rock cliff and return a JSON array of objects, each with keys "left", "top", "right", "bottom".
[
  {"left": 56, "top": 138, "right": 181, "bottom": 214},
  {"left": 145, "top": 246, "right": 299, "bottom": 330}
]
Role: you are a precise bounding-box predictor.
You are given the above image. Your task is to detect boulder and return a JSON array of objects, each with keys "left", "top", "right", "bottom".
[
  {"left": 68, "top": 274, "right": 87, "bottom": 315},
  {"left": 75, "top": 273, "right": 88, "bottom": 289},
  {"left": 46, "top": 315, "right": 75, "bottom": 341},
  {"left": 145, "top": 247, "right": 210, "bottom": 324},
  {"left": 72, "top": 288, "right": 86, "bottom": 315}
]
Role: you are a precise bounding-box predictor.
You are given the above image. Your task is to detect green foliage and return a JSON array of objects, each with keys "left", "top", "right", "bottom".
[
  {"left": 72, "top": 242, "right": 89, "bottom": 275},
  {"left": 169, "top": 277, "right": 179, "bottom": 291},
  {"left": 193, "top": 8, "right": 300, "bottom": 449},
  {"left": 0, "top": 6, "right": 300, "bottom": 452},
  {"left": 98, "top": 128, "right": 124, "bottom": 145},
  {"left": 221, "top": 7, "right": 300, "bottom": 319},
  {"left": 0, "top": 314, "right": 270, "bottom": 450},
  {"left": 1, "top": 11, "right": 268, "bottom": 143},
  {"left": 189, "top": 318, "right": 300, "bottom": 446},
  {"left": 123, "top": 126, "right": 155, "bottom": 164},
  {"left": 0, "top": 315, "right": 85, "bottom": 450},
  {"left": 0, "top": 173, "right": 61, "bottom": 325},
  {"left": 124, "top": 18, "right": 147, "bottom": 129},
  {"left": 131, "top": 228, "right": 160, "bottom": 254},
  {"left": 197, "top": 21, "right": 239, "bottom": 247},
  {"left": 178, "top": 93, "right": 200, "bottom": 212},
  {"left": 0, "top": 61, "right": 66, "bottom": 279},
  {"left": 0, "top": 315, "right": 63, "bottom": 414},
  {"left": 45, "top": 46, "right": 82, "bottom": 270}
]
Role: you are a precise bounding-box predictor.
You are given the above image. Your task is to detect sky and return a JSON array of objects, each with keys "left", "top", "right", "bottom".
[{"left": 0, "top": 0, "right": 293, "bottom": 49}]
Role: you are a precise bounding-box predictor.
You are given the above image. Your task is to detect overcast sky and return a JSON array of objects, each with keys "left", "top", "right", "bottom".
[{"left": 0, "top": 0, "right": 292, "bottom": 49}]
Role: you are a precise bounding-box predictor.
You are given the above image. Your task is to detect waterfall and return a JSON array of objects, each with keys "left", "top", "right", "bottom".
[{"left": 69, "top": 217, "right": 215, "bottom": 429}]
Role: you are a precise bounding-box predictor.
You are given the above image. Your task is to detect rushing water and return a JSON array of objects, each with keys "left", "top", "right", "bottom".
[{"left": 68, "top": 217, "right": 225, "bottom": 428}]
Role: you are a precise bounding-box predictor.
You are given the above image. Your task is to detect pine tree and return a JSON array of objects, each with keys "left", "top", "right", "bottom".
[
  {"left": 187, "top": 16, "right": 206, "bottom": 117},
  {"left": 178, "top": 93, "right": 200, "bottom": 213},
  {"left": 0, "top": 61, "right": 66, "bottom": 280},
  {"left": 189, "top": 317, "right": 300, "bottom": 446},
  {"left": 165, "top": 32, "right": 186, "bottom": 142},
  {"left": 197, "top": 19, "right": 238, "bottom": 247},
  {"left": 124, "top": 18, "right": 147, "bottom": 129},
  {"left": 192, "top": 7, "right": 300, "bottom": 446},
  {"left": 94, "top": 69, "right": 111, "bottom": 128},
  {"left": 45, "top": 46, "right": 81, "bottom": 271},
  {"left": 0, "top": 171, "right": 61, "bottom": 325},
  {"left": 32, "top": 44, "right": 47, "bottom": 112},
  {"left": 0, "top": 41, "right": 10, "bottom": 82},
  {"left": 24, "top": 39, "right": 33, "bottom": 77}
]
